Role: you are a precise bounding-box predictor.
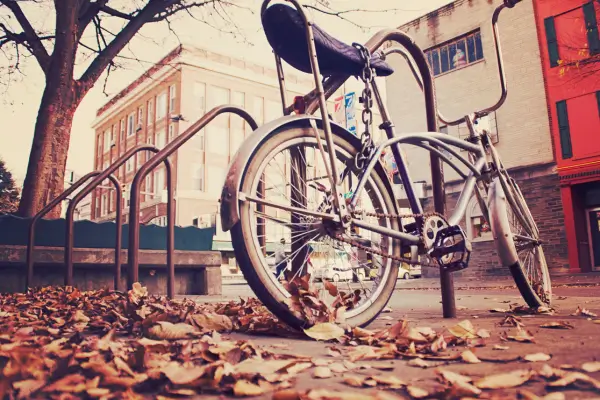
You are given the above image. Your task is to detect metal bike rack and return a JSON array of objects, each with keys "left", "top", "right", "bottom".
[
  {"left": 26, "top": 171, "right": 122, "bottom": 290},
  {"left": 128, "top": 105, "right": 258, "bottom": 297},
  {"left": 64, "top": 144, "right": 173, "bottom": 292}
]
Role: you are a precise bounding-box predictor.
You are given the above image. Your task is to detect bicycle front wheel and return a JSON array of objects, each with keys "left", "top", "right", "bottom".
[
  {"left": 488, "top": 176, "right": 552, "bottom": 307},
  {"left": 231, "top": 123, "right": 401, "bottom": 329}
]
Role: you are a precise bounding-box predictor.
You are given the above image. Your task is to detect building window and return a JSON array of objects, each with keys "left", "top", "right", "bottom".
[
  {"left": 583, "top": 1, "right": 600, "bottom": 56},
  {"left": 145, "top": 174, "right": 152, "bottom": 194},
  {"left": 110, "top": 126, "right": 116, "bottom": 144},
  {"left": 206, "top": 126, "right": 229, "bottom": 155},
  {"left": 556, "top": 100, "right": 572, "bottom": 159},
  {"left": 103, "top": 129, "right": 111, "bottom": 150},
  {"left": 137, "top": 153, "right": 144, "bottom": 166},
  {"left": 230, "top": 128, "right": 244, "bottom": 156},
  {"left": 265, "top": 99, "right": 281, "bottom": 123},
  {"left": 149, "top": 216, "right": 168, "bottom": 227},
  {"left": 120, "top": 119, "right": 125, "bottom": 141},
  {"left": 101, "top": 193, "right": 108, "bottom": 216},
  {"left": 252, "top": 96, "right": 264, "bottom": 125},
  {"left": 147, "top": 132, "right": 154, "bottom": 145},
  {"left": 426, "top": 30, "right": 483, "bottom": 76},
  {"left": 193, "top": 82, "right": 206, "bottom": 113},
  {"left": 157, "top": 92, "right": 167, "bottom": 120},
  {"left": 168, "top": 124, "right": 175, "bottom": 139},
  {"left": 191, "top": 131, "right": 204, "bottom": 151},
  {"left": 207, "top": 166, "right": 226, "bottom": 196},
  {"left": 156, "top": 128, "right": 166, "bottom": 149},
  {"left": 147, "top": 99, "right": 154, "bottom": 126},
  {"left": 192, "top": 163, "right": 204, "bottom": 191},
  {"left": 169, "top": 84, "right": 177, "bottom": 113},
  {"left": 137, "top": 106, "right": 144, "bottom": 126},
  {"left": 97, "top": 134, "right": 102, "bottom": 155},
  {"left": 127, "top": 113, "right": 135, "bottom": 137},
  {"left": 154, "top": 169, "right": 165, "bottom": 195},
  {"left": 126, "top": 157, "right": 134, "bottom": 173}
]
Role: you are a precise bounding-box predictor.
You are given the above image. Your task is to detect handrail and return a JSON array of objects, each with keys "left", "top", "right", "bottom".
[
  {"left": 26, "top": 171, "right": 122, "bottom": 290},
  {"left": 128, "top": 105, "right": 258, "bottom": 296},
  {"left": 64, "top": 144, "right": 173, "bottom": 293}
]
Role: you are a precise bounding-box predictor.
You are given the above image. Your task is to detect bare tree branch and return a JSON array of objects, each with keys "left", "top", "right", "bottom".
[
  {"left": 0, "top": 0, "right": 50, "bottom": 72},
  {"left": 78, "top": 0, "right": 110, "bottom": 40}
]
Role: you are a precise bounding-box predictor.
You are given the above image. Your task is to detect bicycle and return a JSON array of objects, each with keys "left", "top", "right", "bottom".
[{"left": 219, "top": 0, "right": 551, "bottom": 329}]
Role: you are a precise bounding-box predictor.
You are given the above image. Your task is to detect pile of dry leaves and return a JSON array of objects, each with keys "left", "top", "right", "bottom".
[{"left": 1, "top": 284, "right": 598, "bottom": 399}]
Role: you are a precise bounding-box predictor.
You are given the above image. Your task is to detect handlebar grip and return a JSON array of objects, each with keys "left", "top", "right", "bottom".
[{"left": 504, "top": 0, "right": 522, "bottom": 7}]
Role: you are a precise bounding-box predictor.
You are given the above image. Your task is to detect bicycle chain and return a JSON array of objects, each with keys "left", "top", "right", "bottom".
[{"left": 331, "top": 211, "right": 446, "bottom": 269}]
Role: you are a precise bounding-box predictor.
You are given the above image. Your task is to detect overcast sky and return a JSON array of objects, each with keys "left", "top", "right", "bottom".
[{"left": 0, "top": 0, "right": 449, "bottom": 185}]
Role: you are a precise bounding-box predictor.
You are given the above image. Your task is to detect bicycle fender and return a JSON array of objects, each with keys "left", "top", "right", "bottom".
[
  {"left": 487, "top": 178, "right": 518, "bottom": 266},
  {"left": 220, "top": 115, "right": 397, "bottom": 232}
]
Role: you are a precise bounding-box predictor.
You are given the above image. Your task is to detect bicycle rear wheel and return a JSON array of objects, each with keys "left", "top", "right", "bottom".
[
  {"left": 488, "top": 176, "right": 552, "bottom": 307},
  {"left": 231, "top": 124, "right": 400, "bottom": 329}
]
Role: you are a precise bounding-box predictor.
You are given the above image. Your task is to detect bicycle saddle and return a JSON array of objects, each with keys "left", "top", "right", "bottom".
[{"left": 261, "top": 3, "right": 394, "bottom": 77}]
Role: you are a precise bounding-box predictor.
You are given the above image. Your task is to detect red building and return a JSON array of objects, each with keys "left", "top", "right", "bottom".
[{"left": 533, "top": 0, "right": 600, "bottom": 273}]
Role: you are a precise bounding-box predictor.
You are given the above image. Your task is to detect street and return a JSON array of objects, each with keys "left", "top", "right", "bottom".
[{"left": 193, "top": 283, "right": 600, "bottom": 399}]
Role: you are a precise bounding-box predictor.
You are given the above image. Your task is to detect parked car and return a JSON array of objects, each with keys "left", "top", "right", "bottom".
[
  {"left": 398, "top": 264, "right": 422, "bottom": 279},
  {"left": 312, "top": 249, "right": 353, "bottom": 282}
]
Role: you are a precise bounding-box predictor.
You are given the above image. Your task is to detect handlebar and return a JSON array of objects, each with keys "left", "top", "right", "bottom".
[{"left": 382, "top": 0, "right": 518, "bottom": 126}]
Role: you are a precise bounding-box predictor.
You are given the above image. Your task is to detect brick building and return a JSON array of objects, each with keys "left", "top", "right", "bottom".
[
  {"left": 90, "top": 45, "right": 314, "bottom": 276},
  {"left": 385, "top": 0, "right": 569, "bottom": 277},
  {"left": 532, "top": 0, "right": 600, "bottom": 273}
]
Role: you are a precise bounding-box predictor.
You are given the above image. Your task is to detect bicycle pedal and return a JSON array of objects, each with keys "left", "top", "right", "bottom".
[{"left": 429, "top": 225, "right": 472, "bottom": 273}]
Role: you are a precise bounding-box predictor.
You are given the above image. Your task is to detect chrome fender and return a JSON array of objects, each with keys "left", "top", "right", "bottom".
[
  {"left": 220, "top": 114, "right": 397, "bottom": 231},
  {"left": 487, "top": 177, "right": 518, "bottom": 266}
]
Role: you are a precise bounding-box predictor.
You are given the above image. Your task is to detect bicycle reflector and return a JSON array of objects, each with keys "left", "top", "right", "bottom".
[{"left": 292, "top": 96, "right": 306, "bottom": 114}]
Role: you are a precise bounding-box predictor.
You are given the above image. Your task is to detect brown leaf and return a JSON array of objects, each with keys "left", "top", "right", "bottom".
[
  {"left": 190, "top": 313, "right": 233, "bottom": 332},
  {"left": 162, "top": 362, "right": 207, "bottom": 385},
  {"left": 235, "top": 359, "right": 295, "bottom": 377},
  {"left": 539, "top": 321, "right": 574, "bottom": 329},
  {"left": 572, "top": 306, "right": 598, "bottom": 318},
  {"left": 324, "top": 280, "right": 338, "bottom": 297},
  {"left": 273, "top": 389, "right": 301, "bottom": 400},
  {"left": 329, "top": 362, "right": 348, "bottom": 373},
  {"left": 507, "top": 327, "right": 535, "bottom": 343},
  {"left": 461, "top": 350, "right": 481, "bottom": 364},
  {"left": 407, "top": 358, "right": 434, "bottom": 368},
  {"left": 448, "top": 320, "right": 477, "bottom": 339},
  {"left": 233, "top": 380, "right": 267, "bottom": 397},
  {"left": 476, "top": 328, "right": 491, "bottom": 338},
  {"left": 343, "top": 374, "right": 365, "bottom": 387},
  {"left": 474, "top": 369, "right": 535, "bottom": 389},
  {"left": 430, "top": 334, "right": 447, "bottom": 353},
  {"left": 493, "top": 345, "right": 510, "bottom": 350},
  {"left": 304, "top": 323, "right": 345, "bottom": 341},
  {"left": 352, "top": 327, "right": 375, "bottom": 338},
  {"left": 286, "top": 362, "right": 313, "bottom": 375},
  {"left": 371, "top": 375, "right": 405, "bottom": 388},
  {"left": 582, "top": 361, "right": 600, "bottom": 373},
  {"left": 13, "top": 379, "right": 45, "bottom": 398},
  {"left": 547, "top": 372, "right": 600, "bottom": 390},
  {"left": 313, "top": 366, "right": 333, "bottom": 379},
  {"left": 72, "top": 309, "right": 90, "bottom": 323},
  {"left": 406, "top": 386, "right": 429, "bottom": 399},
  {"left": 147, "top": 321, "right": 198, "bottom": 340},
  {"left": 524, "top": 353, "right": 552, "bottom": 362}
]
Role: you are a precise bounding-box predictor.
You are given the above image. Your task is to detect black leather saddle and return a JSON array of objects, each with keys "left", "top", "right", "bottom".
[{"left": 261, "top": 3, "right": 394, "bottom": 77}]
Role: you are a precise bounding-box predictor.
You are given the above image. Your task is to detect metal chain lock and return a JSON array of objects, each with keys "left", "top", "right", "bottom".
[{"left": 352, "top": 43, "right": 376, "bottom": 170}]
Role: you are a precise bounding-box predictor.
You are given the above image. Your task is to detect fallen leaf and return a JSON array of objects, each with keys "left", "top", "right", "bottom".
[
  {"left": 524, "top": 353, "right": 552, "bottom": 362},
  {"left": 304, "top": 323, "right": 345, "bottom": 341},
  {"left": 190, "top": 313, "right": 233, "bottom": 332},
  {"left": 233, "top": 380, "right": 267, "bottom": 396},
  {"left": 383, "top": 307, "right": 392, "bottom": 313},
  {"left": 313, "top": 366, "right": 333, "bottom": 379},
  {"left": 493, "top": 345, "right": 510, "bottom": 350},
  {"left": 448, "top": 320, "right": 477, "bottom": 339},
  {"left": 147, "top": 321, "right": 198, "bottom": 340},
  {"left": 370, "top": 375, "right": 405, "bottom": 388},
  {"left": 273, "top": 389, "right": 301, "bottom": 400},
  {"left": 518, "top": 390, "right": 566, "bottom": 400},
  {"left": 13, "top": 379, "right": 45, "bottom": 398},
  {"left": 547, "top": 372, "right": 600, "bottom": 390},
  {"left": 324, "top": 280, "right": 338, "bottom": 297},
  {"left": 162, "top": 362, "right": 207, "bottom": 385},
  {"left": 507, "top": 327, "right": 535, "bottom": 343},
  {"left": 72, "top": 310, "right": 90, "bottom": 323},
  {"left": 436, "top": 369, "right": 472, "bottom": 384},
  {"left": 475, "top": 369, "right": 535, "bottom": 389},
  {"left": 477, "top": 329, "right": 491, "bottom": 338},
  {"left": 540, "top": 321, "right": 574, "bottom": 329},
  {"left": 582, "top": 361, "right": 600, "bottom": 373},
  {"left": 461, "top": 350, "right": 481, "bottom": 364},
  {"left": 572, "top": 306, "right": 598, "bottom": 318},
  {"left": 343, "top": 374, "right": 365, "bottom": 387},
  {"left": 286, "top": 362, "right": 313, "bottom": 375},
  {"left": 406, "top": 386, "right": 429, "bottom": 399},
  {"left": 490, "top": 308, "right": 509, "bottom": 313}
]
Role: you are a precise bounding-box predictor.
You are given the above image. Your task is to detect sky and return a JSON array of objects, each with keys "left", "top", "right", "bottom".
[{"left": 0, "top": 0, "right": 449, "bottom": 186}]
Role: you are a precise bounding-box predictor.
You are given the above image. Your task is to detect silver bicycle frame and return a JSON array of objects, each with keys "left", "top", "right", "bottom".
[{"left": 251, "top": 0, "right": 522, "bottom": 246}]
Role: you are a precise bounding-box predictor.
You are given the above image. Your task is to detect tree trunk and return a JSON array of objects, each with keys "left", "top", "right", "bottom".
[{"left": 17, "top": 83, "right": 79, "bottom": 219}]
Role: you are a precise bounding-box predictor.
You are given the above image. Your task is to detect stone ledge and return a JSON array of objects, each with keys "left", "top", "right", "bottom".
[{"left": 0, "top": 245, "right": 221, "bottom": 269}]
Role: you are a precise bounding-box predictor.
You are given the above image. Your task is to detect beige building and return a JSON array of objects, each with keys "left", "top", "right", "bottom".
[
  {"left": 90, "top": 45, "right": 320, "bottom": 276},
  {"left": 385, "top": 0, "right": 569, "bottom": 276}
]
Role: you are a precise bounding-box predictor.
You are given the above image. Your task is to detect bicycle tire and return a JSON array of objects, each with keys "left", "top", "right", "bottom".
[
  {"left": 230, "top": 124, "right": 400, "bottom": 329},
  {"left": 488, "top": 176, "right": 552, "bottom": 308}
]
